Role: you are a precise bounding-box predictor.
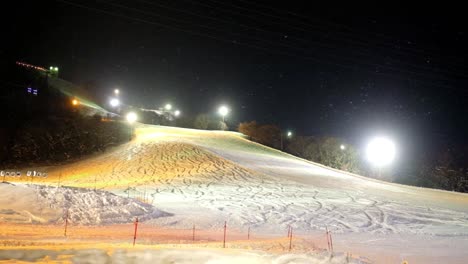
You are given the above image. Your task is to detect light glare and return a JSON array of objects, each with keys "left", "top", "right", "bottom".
[
  {"left": 109, "top": 98, "right": 120, "bottom": 107},
  {"left": 366, "top": 137, "right": 396, "bottom": 167},
  {"left": 218, "top": 105, "right": 229, "bottom": 116},
  {"left": 126, "top": 112, "right": 137, "bottom": 123}
]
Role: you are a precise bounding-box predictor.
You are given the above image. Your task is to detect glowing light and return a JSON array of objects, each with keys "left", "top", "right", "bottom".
[
  {"left": 126, "top": 112, "right": 137, "bottom": 123},
  {"left": 340, "top": 144, "right": 346, "bottom": 150},
  {"left": 50, "top": 66, "right": 53, "bottom": 70},
  {"left": 109, "top": 98, "right": 120, "bottom": 107},
  {"left": 114, "top": 89, "right": 120, "bottom": 95},
  {"left": 54, "top": 67, "right": 58, "bottom": 71},
  {"left": 287, "top": 131, "right": 292, "bottom": 137},
  {"left": 165, "top": 104, "right": 172, "bottom": 110},
  {"left": 218, "top": 105, "right": 229, "bottom": 116},
  {"left": 71, "top": 99, "right": 79, "bottom": 106},
  {"left": 366, "top": 137, "right": 396, "bottom": 167},
  {"left": 174, "top": 110, "right": 181, "bottom": 117}
]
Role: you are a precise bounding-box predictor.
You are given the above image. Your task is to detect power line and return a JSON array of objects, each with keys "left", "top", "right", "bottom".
[
  {"left": 199, "top": 0, "right": 468, "bottom": 74},
  {"left": 56, "top": 0, "right": 467, "bottom": 94},
  {"left": 137, "top": 0, "right": 468, "bottom": 79},
  {"left": 115, "top": 0, "right": 468, "bottom": 81},
  {"left": 202, "top": 0, "right": 468, "bottom": 63}
]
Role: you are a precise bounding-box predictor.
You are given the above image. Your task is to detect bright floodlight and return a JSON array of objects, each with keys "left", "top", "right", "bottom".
[
  {"left": 71, "top": 99, "right": 79, "bottom": 106},
  {"left": 126, "top": 112, "right": 137, "bottom": 124},
  {"left": 174, "top": 110, "right": 180, "bottom": 117},
  {"left": 287, "top": 131, "right": 292, "bottom": 137},
  {"left": 218, "top": 105, "right": 229, "bottom": 116},
  {"left": 366, "top": 137, "right": 396, "bottom": 167},
  {"left": 54, "top": 67, "right": 58, "bottom": 71},
  {"left": 109, "top": 98, "right": 120, "bottom": 107},
  {"left": 50, "top": 66, "right": 53, "bottom": 70},
  {"left": 114, "top": 89, "right": 120, "bottom": 95},
  {"left": 340, "top": 144, "right": 346, "bottom": 150},
  {"left": 165, "top": 104, "right": 172, "bottom": 110}
]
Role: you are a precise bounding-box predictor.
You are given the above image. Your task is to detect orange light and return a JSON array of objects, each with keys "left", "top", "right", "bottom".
[{"left": 72, "top": 99, "right": 79, "bottom": 106}]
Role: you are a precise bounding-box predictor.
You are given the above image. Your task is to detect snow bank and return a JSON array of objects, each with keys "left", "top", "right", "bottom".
[
  {"left": 0, "top": 183, "right": 170, "bottom": 225},
  {"left": 0, "top": 248, "right": 359, "bottom": 264},
  {"left": 41, "top": 185, "right": 172, "bottom": 225}
]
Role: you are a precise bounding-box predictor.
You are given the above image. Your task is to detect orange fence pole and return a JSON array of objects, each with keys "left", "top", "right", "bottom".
[
  {"left": 326, "top": 226, "right": 331, "bottom": 252},
  {"left": 64, "top": 210, "right": 69, "bottom": 237},
  {"left": 133, "top": 217, "right": 139, "bottom": 246},
  {"left": 288, "top": 227, "right": 293, "bottom": 251},
  {"left": 223, "top": 221, "right": 227, "bottom": 248},
  {"left": 192, "top": 224, "right": 195, "bottom": 242}
]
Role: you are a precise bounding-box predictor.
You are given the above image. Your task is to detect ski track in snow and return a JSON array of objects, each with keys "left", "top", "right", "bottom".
[{"left": 14, "top": 125, "right": 466, "bottom": 237}]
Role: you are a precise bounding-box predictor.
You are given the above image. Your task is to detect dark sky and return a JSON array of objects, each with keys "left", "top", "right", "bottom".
[{"left": 6, "top": 1, "right": 468, "bottom": 164}]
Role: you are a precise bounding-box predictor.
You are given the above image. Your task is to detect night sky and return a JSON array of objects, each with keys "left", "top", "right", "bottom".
[{"left": 6, "top": 1, "right": 468, "bottom": 165}]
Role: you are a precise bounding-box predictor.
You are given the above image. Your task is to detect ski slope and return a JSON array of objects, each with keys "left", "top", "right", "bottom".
[{"left": 4, "top": 124, "right": 468, "bottom": 263}]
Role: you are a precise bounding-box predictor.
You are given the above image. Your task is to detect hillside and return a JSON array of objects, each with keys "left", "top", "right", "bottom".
[
  {"left": 7, "top": 124, "right": 467, "bottom": 232},
  {"left": 3, "top": 124, "right": 468, "bottom": 263}
]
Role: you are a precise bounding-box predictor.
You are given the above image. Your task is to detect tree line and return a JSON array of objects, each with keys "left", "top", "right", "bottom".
[{"left": 236, "top": 121, "right": 468, "bottom": 193}]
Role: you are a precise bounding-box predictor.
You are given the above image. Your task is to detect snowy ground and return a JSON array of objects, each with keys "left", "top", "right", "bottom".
[
  {"left": 3, "top": 124, "right": 468, "bottom": 263},
  {"left": 0, "top": 248, "right": 357, "bottom": 264}
]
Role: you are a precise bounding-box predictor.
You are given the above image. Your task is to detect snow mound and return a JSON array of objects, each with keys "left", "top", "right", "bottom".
[
  {"left": 0, "top": 183, "right": 170, "bottom": 225},
  {"left": 37, "top": 185, "right": 171, "bottom": 225}
]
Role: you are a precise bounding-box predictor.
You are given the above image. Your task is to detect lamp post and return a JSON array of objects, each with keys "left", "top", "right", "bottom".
[
  {"left": 126, "top": 112, "right": 137, "bottom": 141},
  {"left": 218, "top": 105, "right": 229, "bottom": 123},
  {"left": 281, "top": 130, "right": 293, "bottom": 150}
]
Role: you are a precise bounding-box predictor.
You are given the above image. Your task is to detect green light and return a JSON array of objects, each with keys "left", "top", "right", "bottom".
[{"left": 54, "top": 67, "right": 59, "bottom": 71}]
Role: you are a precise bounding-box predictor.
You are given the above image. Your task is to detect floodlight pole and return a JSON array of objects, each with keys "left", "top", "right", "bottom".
[{"left": 280, "top": 133, "right": 284, "bottom": 150}]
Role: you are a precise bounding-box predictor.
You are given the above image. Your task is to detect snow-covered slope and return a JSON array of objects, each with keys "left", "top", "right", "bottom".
[
  {"left": 9, "top": 125, "right": 467, "bottom": 234},
  {"left": 4, "top": 124, "right": 468, "bottom": 263}
]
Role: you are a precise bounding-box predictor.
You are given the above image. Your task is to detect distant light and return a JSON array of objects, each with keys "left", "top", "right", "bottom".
[
  {"left": 174, "top": 110, "right": 180, "bottom": 117},
  {"left": 366, "top": 137, "right": 396, "bottom": 167},
  {"left": 109, "top": 98, "right": 120, "bottom": 107},
  {"left": 114, "top": 89, "right": 120, "bottom": 95},
  {"left": 287, "top": 131, "right": 292, "bottom": 137},
  {"left": 54, "top": 67, "right": 58, "bottom": 71},
  {"left": 72, "top": 99, "right": 79, "bottom": 106},
  {"left": 218, "top": 105, "right": 229, "bottom": 116},
  {"left": 49, "top": 66, "right": 53, "bottom": 70},
  {"left": 165, "top": 104, "right": 172, "bottom": 110},
  {"left": 126, "top": 112, "right": 137, "bottom": 124},
  {"left": 340, "top": 144, "right": 346, "bottom": 150}
]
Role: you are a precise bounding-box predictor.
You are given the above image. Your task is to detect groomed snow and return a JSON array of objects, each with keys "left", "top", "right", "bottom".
[
  {"left": 0, "top": 248, "right": 358, "bottom": 264},
  {"left": 4, "top": 124, "right": 468, "bottom": 263}
]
